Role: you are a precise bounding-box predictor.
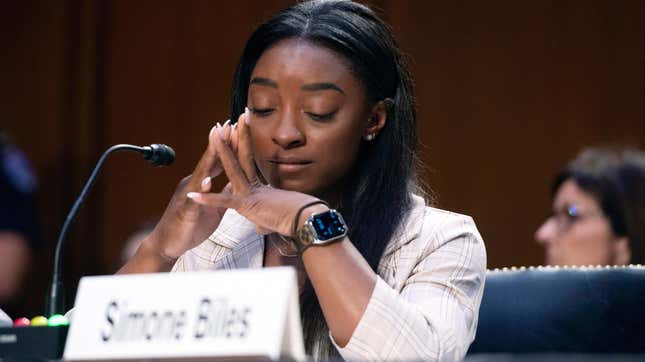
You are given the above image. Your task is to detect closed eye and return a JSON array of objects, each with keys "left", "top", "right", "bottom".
[
  {"left": 250, "top": 107, "right": 274, "bottom": 117},
  {"left": 306, "top": 110, "right": 337, "bottom": 122}
]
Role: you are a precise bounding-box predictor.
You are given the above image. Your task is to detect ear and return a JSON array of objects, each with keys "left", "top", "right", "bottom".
[
  {"left": 363, "top": 99, "right": 390, "bottom": 140},
  {"left": 612, "top": 236, "right": 631, "bottom": 265}
]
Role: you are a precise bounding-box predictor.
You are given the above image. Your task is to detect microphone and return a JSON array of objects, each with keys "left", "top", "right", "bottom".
[
  {"left": 140, "top": 143, "right": 175, "bottom": 166},
  {"left": 46, "top": 144, "right": 175, "bottom": 316}
]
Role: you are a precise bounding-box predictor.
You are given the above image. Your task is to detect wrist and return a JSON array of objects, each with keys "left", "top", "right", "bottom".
[
  {"left": 140, "top": 236, "right": 178, "bottom": 267},
  {"left": 296, "top": 204, "right": 331, "bottom": 230},
  {"left": 291, "top": 200, "right": 331, "bottom": 238}
]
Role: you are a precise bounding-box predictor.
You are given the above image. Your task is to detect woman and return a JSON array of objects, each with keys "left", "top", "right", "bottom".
[
  {"left": 121, "top": 1, "right": 486, "bottom": 360},
  {"left": 535, "top": 147, "right": 645, "bottom": 266},
  {"left": 0, "top": 131, "right": 39, "bottom": 317}
]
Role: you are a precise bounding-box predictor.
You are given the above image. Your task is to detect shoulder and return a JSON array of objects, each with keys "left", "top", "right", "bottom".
[
  {"left": 415, "top": 204, "right": 486, "bottom": 270},
  {"left": 1, "top": 145, "right": 37, "bottom": 194},
  {"left": 387, "top": 194, "right": 485, "bottom": 255},
  {"left": 419, "top": 206, "right": 484, "bottom": 251},
  {"left": 381, "top": 195, "right": 486, "bottom": 278},
  {"left": 375, "top": 196, "right": 487, "bottom": 320}
]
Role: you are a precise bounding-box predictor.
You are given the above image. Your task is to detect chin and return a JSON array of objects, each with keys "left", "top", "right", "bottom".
[{"left": 270, "top": 178, "right": 317, "bottom": 194}]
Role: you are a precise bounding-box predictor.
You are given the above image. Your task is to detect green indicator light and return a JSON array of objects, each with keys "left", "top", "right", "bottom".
[{"left": 48, "top": 314, "right": 70, "bottom": 326}]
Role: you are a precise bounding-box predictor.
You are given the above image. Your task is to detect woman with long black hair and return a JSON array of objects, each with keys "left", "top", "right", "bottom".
[{"left": 121, "top": 1, "right": 486, "bottom": 360}]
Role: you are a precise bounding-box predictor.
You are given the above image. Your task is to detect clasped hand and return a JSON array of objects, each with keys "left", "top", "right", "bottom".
[
  {"left": 146, "top": 109, "right": 320, "bottom": 261},
  {"left": 188, "top": 109, "right": 319, "bottom": 237}
]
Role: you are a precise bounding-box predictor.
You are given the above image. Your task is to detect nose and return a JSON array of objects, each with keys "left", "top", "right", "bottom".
[
  {"left": 535, "top": 218, "right": 556, "bottom": 246},
  {"left": 271, "top": 110, "right": 305, "bottom": 149}
]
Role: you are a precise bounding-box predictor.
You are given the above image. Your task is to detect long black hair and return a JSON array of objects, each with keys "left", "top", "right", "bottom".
[
  {"left": 229, "top": 0, "right": 421, "bottom": 358},
  {"left": 552, "top": 147, "right": 645, "bottom": 265}
]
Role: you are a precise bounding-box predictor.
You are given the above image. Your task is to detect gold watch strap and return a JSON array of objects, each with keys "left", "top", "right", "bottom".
[{"left": 295, "top": 225, "right": 316, "bottom": 253}]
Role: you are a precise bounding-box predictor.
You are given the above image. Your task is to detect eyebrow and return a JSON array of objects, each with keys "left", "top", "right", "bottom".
[
  {"left": 302, "top": 82, "right": 345, "bottom": 94},
  {"left": 250, "top": 77, "right": 277, "bottom": 88},
  {"left": 249, "top": 77, "right": 345, "bottom": 94}
]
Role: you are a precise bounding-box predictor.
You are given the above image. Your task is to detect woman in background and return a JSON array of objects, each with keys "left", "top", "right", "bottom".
[
  {"left": 535, "top": 147, "right": 645, "bottom": 266},
  {"left": 121, "top": 1, "right": 486, "bottom": 360},
  {"left": 0, "top": 131, "right": 40, "bottom": 317}
]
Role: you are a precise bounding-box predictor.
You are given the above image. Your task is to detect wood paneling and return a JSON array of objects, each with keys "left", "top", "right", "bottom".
[{"left": 390, "top": 0, "right": 645, "bottom": 266}]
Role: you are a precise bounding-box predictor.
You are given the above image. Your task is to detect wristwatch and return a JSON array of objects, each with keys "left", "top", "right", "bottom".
[{"left": 294, "top": 209, "right": 348, "bottom": 252}]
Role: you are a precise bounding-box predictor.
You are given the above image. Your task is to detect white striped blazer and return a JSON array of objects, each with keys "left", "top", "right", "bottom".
[{"left": 172, "top": 195, "right": 486, "bottom": 361}]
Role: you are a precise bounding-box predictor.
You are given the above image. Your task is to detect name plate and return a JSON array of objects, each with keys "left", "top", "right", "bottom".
[{"left": 64, "top": 267, "right": 305, "bottom": 361}]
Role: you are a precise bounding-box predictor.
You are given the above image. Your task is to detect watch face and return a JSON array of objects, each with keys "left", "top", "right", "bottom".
[{"left": 312, "top": 210, "right": 347, "bottom": 241}]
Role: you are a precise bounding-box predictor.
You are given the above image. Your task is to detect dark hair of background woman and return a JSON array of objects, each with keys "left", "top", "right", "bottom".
[
  {"left": 552, "top": 147, "right": 645, "bottom": 265},
  {"left": 229, "top": 0, "right": 422, "bottom": 356}
]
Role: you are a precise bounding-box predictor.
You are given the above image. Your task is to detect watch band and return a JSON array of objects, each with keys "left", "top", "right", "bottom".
[{"left": 295, "top": 225, "right": 317, "bottom": 253}]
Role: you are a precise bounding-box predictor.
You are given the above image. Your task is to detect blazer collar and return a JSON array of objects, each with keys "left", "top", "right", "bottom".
[{"left": 382, "top": 194, "right": 427, "bottom": 257}]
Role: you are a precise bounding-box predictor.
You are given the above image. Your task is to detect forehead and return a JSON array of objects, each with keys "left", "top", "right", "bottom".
[
  {"left": 554, "top": 179, "right": 600, "bottom": 210},
  {"left": 251, "top": 38, "right": 360, "bottom": 88}
]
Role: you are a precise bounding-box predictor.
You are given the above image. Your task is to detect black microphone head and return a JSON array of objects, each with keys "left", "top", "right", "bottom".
[{"left": 142, "top": 144, "right": 175, "bottom": 166}]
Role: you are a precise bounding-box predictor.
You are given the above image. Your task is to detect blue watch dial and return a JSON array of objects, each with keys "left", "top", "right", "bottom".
[{"left": 311, "top": 210, "right": 347, "bottom": 241}]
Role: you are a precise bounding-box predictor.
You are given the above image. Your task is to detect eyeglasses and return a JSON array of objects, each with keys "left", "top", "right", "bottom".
[{"left": 548, "top": 204, "right": 603, "bottom": 233}]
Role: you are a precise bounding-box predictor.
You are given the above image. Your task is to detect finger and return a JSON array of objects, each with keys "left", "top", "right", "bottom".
[
  {"left": 200, "top": 176, "right": 212, "bottom": 192},
  {"left": 212, "top": 123, "right": 252, "bottom": 193},
  {"left": 238, "top": 107, "right": 258, "bottom": 181},
  {"left": 220, "top": 181, "right": 233, "bottom": 195},
  {"left": 186, "top": 124, "right": 221, "bottom": 189},
  {"left": 230, "top": 122, "right": 239, "bottom": 155},
  {"left": 222, "top": 119, "right": 232, "bottom": 144},
  {"left": 186, "top": 191, "right": 237, "bottom": 209}
]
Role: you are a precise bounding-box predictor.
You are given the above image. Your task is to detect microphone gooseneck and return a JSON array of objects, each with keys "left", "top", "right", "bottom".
[{"left": 47, "top": 143, "right": 175, "bottom": 316}]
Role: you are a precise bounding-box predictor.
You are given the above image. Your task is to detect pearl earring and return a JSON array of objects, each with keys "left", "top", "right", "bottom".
[{"left": 364, "top": 133, "right": 375, "bottom": 141}]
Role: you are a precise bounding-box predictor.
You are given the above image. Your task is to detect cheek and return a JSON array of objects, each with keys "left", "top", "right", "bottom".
[
  {"left": 318, "top": 151, "right": 356, "bottom": 183},
  {"left": 315, "top": 129, "right": 362, "bottom": 174},
  {"left": 249, "top": 128, "right": 267, "bottom": 152},
  {"left": 558, "top": 223, "right": 615, "bottom": 265}
]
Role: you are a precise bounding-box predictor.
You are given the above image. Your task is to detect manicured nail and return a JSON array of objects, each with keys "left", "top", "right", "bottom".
[
  {"left": 187, "top": 192, "right": 200, "bottom": 199},
  {"left": 223, "top": 119, "right": 231, "bottom": 137},
  {"left": 216, "top": 123, "right": 224, "bottom": 139},
  {"left": 244, "top": 107, "right": 250, "bottom": 125},
  {"left": 201, "top": 176, "right": 211, "bottom": 190},
  {"left": 209, "top": 125, "right": 217, "bottom": 140}
]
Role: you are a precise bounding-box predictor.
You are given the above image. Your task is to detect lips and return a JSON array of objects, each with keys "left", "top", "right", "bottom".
[{"left": 268, "top": 157, "right": 312, "bottom": 172}]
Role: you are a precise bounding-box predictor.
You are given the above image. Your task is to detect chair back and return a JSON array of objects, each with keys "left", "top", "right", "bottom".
[{"left": 468, "top": 265, "right": 645, "bottom": 354}]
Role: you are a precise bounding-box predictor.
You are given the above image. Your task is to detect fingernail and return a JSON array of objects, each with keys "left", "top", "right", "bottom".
[
  {"left": 209, "top": 125, "right": 216, "bottom": 140},
  {"left": 223, "top": 119, "right": 230, "bottom": 127},
  {"left": 216, "top": 123, "right": 224, "bottom": 138},
  {"left": 187, "top": 192, "right": 200, "bottom": 199},
  {"left": 245, "top": 107, "right": 250, "bottom": 125},
  {"left": 201, "top": 176, "right": 211, "bottom": 190}
]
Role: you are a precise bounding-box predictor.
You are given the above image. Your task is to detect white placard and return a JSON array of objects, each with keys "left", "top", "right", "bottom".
[{"left": 64, "top": 267, "right": 305, "bottom": 361}]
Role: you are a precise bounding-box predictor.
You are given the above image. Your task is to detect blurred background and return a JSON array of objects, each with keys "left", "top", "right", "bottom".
[{"left": 2, "top": 0, "right": 644, "bottom": 316}]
